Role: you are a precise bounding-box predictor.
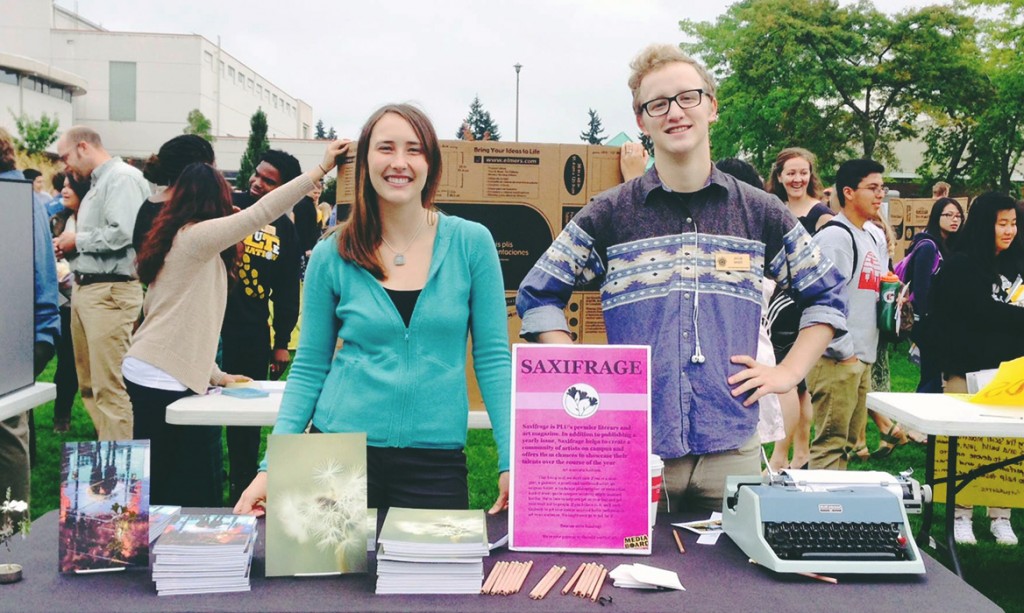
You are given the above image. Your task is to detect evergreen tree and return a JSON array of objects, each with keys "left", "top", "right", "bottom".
[
  {"left": 637, "top": 132, "right": 654, "bottom": 158},
  {"left": 183, "top": 109, "right": 214, "bottom": 142},
  {"left": 456, "top": 96, "right": 501, "bottom": 141},
  {"left": 314, "top": 119, "right": 327, "bottom": 140},
  {"left": 579, "top": 109, "right": 606, "bottom": 145},
  {"left": 236, "top": 108, "right": 270, "bottom": 190},
  {"left": 327, "top": 126, "right": 337, "bottom": 140}
]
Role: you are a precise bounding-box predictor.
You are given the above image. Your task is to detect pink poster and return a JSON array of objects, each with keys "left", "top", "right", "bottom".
[{"left": 509, "top": 344, "right": 651, "bottom": 553}]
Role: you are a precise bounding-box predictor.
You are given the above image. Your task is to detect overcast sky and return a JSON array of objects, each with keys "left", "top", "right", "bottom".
[{"left": 57, "top": 0, "right": 948, "bottom": 144}]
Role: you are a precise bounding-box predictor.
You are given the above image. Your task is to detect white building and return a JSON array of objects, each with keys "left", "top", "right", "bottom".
[{"left": 0, "top": 0, "right": 312, "bottom": 163}]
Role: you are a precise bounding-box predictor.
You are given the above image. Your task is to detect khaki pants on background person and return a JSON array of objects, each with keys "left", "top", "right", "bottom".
[
  {"left": 70, "top": 280, "right": 143, "bottom": 441},
  {"left": 944, "top": 375, "right": 1010, "bottom": 521},
  {"left": 659, "top": 433, "right": 761, "bottom": 513},
  {"left": 807, "top": 357, "right": 871, "bottom": 470}
]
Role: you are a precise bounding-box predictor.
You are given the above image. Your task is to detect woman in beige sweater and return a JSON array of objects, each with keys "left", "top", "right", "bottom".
[{"left": 123, "top": 139, "right": 350, "bottom": 506}]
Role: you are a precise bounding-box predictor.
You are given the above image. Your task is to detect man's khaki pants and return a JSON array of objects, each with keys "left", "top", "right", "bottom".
[{"left": 71, "top": 280, "right": 143, "bottom": 440}]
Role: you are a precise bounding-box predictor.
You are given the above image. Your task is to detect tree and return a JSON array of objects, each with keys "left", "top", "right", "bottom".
[
  {"left": 236, "top": 108, "right": 270, "bottom": 190},
  {"left": 327, "top": 126, "right": 337, "bottom": 140},
  {"left": 579, "top": 109, "right": 606, "bottom": 145},
  {"left": 314, "top": 119, "right": 327, "bottom": 140},
  {"left": 183, "top": 109, "right": 214, "bottom": 142},
  {"left": 680, "top": 0, "right": 979, "bottom": 177},
  {"left": 456, "top": 96, "right": 501, "bottom": 141},
  {"left": 10, "top": 112, "right": 60, "bottom": 155}
]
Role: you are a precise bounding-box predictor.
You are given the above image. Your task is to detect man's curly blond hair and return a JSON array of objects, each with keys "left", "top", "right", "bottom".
[{"left": 627, "top": 44, "right": 717, "bottom": 115}]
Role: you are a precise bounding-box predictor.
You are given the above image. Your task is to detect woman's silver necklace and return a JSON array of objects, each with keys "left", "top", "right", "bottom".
[{"left": 380, "top": 212, "right": 428, "bottom": 266}]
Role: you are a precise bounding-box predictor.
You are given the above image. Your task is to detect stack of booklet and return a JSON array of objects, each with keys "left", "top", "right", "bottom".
[
  {"left": 148, "top": 505, "right": 181, "bottom": 543},
  {"left": 152, "top": 513, "right": 258, "bottom": 596},
  {"left": 376, "top": 507, "right": 489, "bottom": 594}
]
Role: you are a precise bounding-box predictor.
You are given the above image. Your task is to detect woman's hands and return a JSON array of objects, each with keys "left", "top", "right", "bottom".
[
  {"left": 320, "top": 139, "right": 352, "bottom": 174},
  {"left": 488, "top": 471, "right": 510, "bottom": 515},
  {"left": 233, "top": 472, "right": 268, "bottom": 517},
  {"left": 220, "top": 373, "right": 253, "bottom": 386}
]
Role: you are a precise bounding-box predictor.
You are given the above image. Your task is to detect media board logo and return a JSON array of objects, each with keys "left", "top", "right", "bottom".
[{"left": 563, "top": 383, "right": 599, "bottom": 419}]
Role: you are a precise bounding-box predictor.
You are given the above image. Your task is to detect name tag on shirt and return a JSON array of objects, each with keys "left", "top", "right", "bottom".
[{"left": 714, "top": 253, "right": 750, "bottom": 271}]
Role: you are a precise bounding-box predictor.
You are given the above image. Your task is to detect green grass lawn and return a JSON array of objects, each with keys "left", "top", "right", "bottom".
[{"left": 26, "top": 342, "right": 1024, "bottom": 611}]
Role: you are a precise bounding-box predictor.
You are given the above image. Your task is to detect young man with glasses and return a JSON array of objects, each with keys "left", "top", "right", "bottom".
[
  {"left": 806, "top": 159, "right": 889, "bottom": 469},
  {"left": 516, "top": 44, "right": 848, "bottom": 511}
]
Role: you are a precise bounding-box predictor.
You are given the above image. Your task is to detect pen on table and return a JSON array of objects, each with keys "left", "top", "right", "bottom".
[
  {"left": 797, "top": 571, "right": 838, "bottom": 584},
  {"left": 672, "top": 528, "right": 686, "bottom": 554}
]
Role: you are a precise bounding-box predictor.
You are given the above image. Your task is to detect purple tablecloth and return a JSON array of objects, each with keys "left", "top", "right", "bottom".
[{"left": 0, "top": 509, "right": 999, "bottom": 613}]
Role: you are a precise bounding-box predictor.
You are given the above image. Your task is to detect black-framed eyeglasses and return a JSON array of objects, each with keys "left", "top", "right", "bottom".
[{"left": 640, "top": 89, "right": 707, "bottom": 117}]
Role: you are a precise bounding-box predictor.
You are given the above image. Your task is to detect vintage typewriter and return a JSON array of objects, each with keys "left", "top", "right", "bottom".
[{"left": 722, "top": 469, "right": 928, "bottom": 575}]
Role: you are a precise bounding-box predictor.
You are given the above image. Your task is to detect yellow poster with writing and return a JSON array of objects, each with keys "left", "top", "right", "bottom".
[
  {"left": 932, "top": 364, "right": 1024, "bottom": 506},
  {"left": 931, "top": 436, "right": 1024, "bottom": 507}
]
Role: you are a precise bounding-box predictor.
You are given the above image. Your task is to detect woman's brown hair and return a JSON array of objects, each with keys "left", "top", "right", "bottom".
[
  {"left": 136, "top": 163, "right": 237, "bottom": 285},
  {"left": 336, "top": 104, "right": 442, "bottom": 280}
]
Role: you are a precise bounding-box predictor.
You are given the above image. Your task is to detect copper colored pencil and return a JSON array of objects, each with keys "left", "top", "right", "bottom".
[
  {"left": 673, "top": 528, "right": 686, "bottom": 554},
  {"left": 578, "top": 563, "right": 599, "bottom": 597},
  {"left": 535, "top": 565, "right": 564, "bottom": 599},
  {"left": 508, "top": 561, "right": 528, "bottom": 594},
  {"left": 501, "top": 561, "right": 520, "bottom": 594},
  {"left": 577, "top": 563, "right": 594, "bottom": 597},
  {"left": 798, "top": 571, "right": 838, "bottom": 584},
  {"left": 585, "top": 564, "right": 605, "bottom": 598},
  {"left": 529, "top": 566, "right": 558, "bottom": 598},
  {"left": 482, "top": 561, "right": 504, "bottom": 594},
  {"left": 590, "top": 567, "right": 609, "bottom": 601},
  {"left": 513, "top": 560, "right": 534, "bottom": 594},
  {"left": 489, "top": 561, "right": 510, "bottom": 595},
  {"left": 562, "top": 563, "right": 587, "bottom": 595}
]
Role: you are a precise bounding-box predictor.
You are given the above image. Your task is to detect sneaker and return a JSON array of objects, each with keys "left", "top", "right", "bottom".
[
  {"left": 954, "top": 516, "right": 977, "bottom": 545},
  {"left": 991, "top": 518, "right": 1019, "bottom": 546}
]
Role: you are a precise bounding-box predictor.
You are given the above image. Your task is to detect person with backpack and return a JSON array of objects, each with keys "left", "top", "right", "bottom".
[
  {"left": 899, "top": 197, "right": 963, "bottom": 393},
  {"left": 806, "top": 160, "right": 889, "bottom": 470}
]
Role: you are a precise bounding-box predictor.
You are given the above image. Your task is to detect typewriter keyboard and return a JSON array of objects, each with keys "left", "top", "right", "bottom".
[{"left": 763, "top": 521, "right": 910, "bottom": 560}]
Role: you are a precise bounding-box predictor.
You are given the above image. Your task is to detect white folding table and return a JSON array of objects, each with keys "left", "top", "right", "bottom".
[
  {"left": 166, "top": 381, "right": 494, "bottom": 429},
  {"left": 866, "top": 392, "right": 1024, "bottom": 577}
]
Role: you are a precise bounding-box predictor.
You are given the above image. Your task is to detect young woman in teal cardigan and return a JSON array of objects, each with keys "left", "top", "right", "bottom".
[{"left": 234, "top": 104, "right": 511, "bottom": 514}]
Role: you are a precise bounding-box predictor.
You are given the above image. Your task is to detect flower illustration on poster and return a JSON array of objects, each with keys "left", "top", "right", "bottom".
[
  {"left": 396, "top": 516, "right": 480, "bottom": 543},
  {"left": 278, "top": 458, "right": 367, "bottom": 572},
  {"left": 563, "top": 383, "right": 600, "bottom": 418}
]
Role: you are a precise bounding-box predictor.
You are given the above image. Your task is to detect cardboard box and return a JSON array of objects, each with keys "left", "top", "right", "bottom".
[{"left": 336, "top": 140, "right": 625, "bottom": 409}]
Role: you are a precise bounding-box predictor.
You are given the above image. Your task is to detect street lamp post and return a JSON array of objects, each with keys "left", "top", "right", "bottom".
[{"left": 514, "top": 63, "right": 522, "bottom": 142}]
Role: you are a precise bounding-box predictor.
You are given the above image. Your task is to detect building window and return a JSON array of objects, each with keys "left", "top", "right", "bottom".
[
  {"left": 256, "top": 84, "right": 262, "bottom": 96},
  {"left": 203, "top": 51, "right": 213, "bottom": 67},
  {"left": 0, "top": 68, "right": 17, "bottom": 86},
  {"left": 237, "top": 71, "right": 245, "bottom": 86},
  {"left": 109, "top": 61, "right": 137, "bottom": 121},
  {"left": 220, "top": 60, "right": 225, "bottom": 75},
  {"left": 228, "top": 66, "right": 236, "bottom": 79},
  {"left": 272, "top": 94, "right": 278, "bottom": 108},
  {"left": 247, "top": 78, "right": 254, "bottom": 91}
]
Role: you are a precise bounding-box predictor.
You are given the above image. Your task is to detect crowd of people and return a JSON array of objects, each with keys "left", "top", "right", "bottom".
[{"left": 2, "top": 42, "right": 1022, "bottom": 547}]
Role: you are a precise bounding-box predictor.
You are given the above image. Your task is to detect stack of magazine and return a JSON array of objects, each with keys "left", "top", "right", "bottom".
[
  {"left": 376, "top": 507, "right": 489, "bottom": 594},
  {"left": 148, "top": 505, "right": 181, "bottom": 543},
  {"left": 152, "top": 514, "right": 258, "bottom": 596}
]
